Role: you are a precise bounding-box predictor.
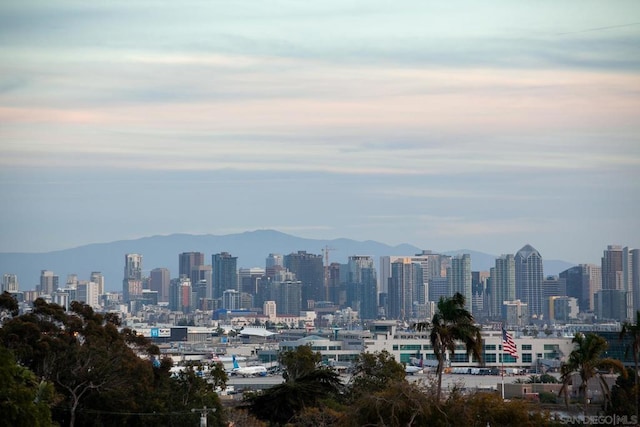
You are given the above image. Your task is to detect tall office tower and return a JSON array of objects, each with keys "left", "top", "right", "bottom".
[
  {"left": 515, "top": 244, "right": 544, "bottom": 320},
  {"left": 191, "top": 265, "right": 212, "bottom": 299},
  {"left": 179, "top": 252, "right": 205, "bottom": 277},
  {"left": 387, "top": 258, "right": 423, "bottom": 320},
  {"left": 346, "top": 256, "right": 378, "bottom": 320},
  {"left": 265, "top": 253, "right": 284, "bottom": 280},
  {"left": 471, "top": 271, "right": 489, "bottom": 319},
  {"left": 76, "top": 281, "right": 100, "bottom": 309},
  {"left": 2, "top": 274, "right": 18, "bottom": 292},
  {"left": 222, "top": 289, "right": 241, "bottom": 310},
  {"left": 270, "top": 280, "right": 302, "bottom": 315},
  {"left": 239, "top": 267, "right": 266, "bottom": 294},
  {"left": 549, "top": 296, "right": 579, "bottom": 322},
  {"left": 602, "top": 245, "right": 624, "bottom": 290},
  {"left": 283, "top": 251, "right": 324, "bottom": 309},
  {"left": 327, "top": 262, "right": 343, "bottom": 306},
  {"left": 594, "top": 289, "right": 627, "bottom": 321},
  {"left": 66, "top": 274, "right": 79, "bottom": 289},
  {"left": 623, "top": 247, "right": 635, "bottom": 319},
  {"left": 212, "top": 252, "right": 238, "bottom": 299},
  {"left": 428, "top": 277, "right": 449, "bottom": 304},
  {"left": 169, "top": 277, "right": 192, "bottom": 313},
  {"left": 90, "top": 272, "right": 105, "bottom": 296},
  {"left": 448, "top": 254, "right": 472, "bottom": 312},
  {"left": 39, "top": 270, "right": 59, "bottom": 295},
  {"left": 489, "top": 255, "right": 515, "bottom": 319},
  {"left": 380, "top": 252, "right": 451, "bottom": 305},
  {"left": 541, "top": 276, "right": 566, "bottom": 321},
  {"left": 149, "top": 268, "right": 170, "bottom": 302},
  {"left": 632, "top": 249, "right": 640, "bottom": 313},
  {"left": 122, "top": 253, "right": 143, "bottom": 303}
]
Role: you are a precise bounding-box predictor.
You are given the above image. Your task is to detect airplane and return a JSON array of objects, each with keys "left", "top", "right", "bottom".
[
  {"left": 231, "top": 355, "right": 268, "bottom": 377},
  {"left": 405, "top": 365, "right": 423, "bottom": 375}
]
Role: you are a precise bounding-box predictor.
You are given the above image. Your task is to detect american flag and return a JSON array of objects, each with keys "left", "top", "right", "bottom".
[{"left": 502, "top": 327, "right": 518, "bottom": 358}]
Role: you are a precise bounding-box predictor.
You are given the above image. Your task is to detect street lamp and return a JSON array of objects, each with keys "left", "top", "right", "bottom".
[{"left": 191, "top": 406, "right": 216, "bottom": 427}]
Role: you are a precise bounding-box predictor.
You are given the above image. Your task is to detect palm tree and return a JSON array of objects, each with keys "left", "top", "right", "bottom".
[
  {"left": 414, "top": 292, "right": 482, "bottom": 402},
  {"left": 620, "top": 311, "right": 640, "bottom": 421},
  {"left": 559, "top": 332, "right": 626, "bottom": 416}
]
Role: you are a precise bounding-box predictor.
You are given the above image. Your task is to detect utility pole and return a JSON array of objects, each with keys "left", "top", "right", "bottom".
[{"left": 191, "top": 406, "right": 216, "bottom": 427}]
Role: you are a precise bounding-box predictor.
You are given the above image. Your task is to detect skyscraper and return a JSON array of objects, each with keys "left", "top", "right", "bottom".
[
  {"left": 448, "top": 254, "right": 472, "bottom": 312},
  {"left": 283, "top": 251, "right": 324, "bottom": 308},
  {"left": 2, "top": 274, "right": 18, "bottom": 292},
  {"left": 515, "top": 244, "right": 543, "bottom": 320},
  {"left": 602, "top": 245, "right": 624, "bottom": 290},
  {"left": 123, "top": 253, "right": 143, "bottom": 303},
  {"left": 179, "top": 251, "right": 206, "bottom": 289},
  {"left": 346, "top": 255, "right": 378, "bottom": 320},
  {"left": 489, "top": 254, "right": 515, "bottom": 319},
  {"left": 387, "top": 258, "right": 422, "bottom": 320},
  {"left": 149, "top": 268, "right": 170, "bottom": 302},
  {"left": 212, "top": 252, "right": 238, "bottom": 299},
  {"left": 39, "top": 270, "right": 59, "bottom": 295},
  {"left": 90, "top": 272, "right": 105, "bottom": 296}
]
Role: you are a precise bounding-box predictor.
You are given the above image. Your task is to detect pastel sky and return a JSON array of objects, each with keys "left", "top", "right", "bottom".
[{"left": 1, "top": 1, "right": 639, "bottom": 264}]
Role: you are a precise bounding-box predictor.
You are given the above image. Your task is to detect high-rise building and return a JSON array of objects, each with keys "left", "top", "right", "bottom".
[
  {"left": 541, "top": 276, "right": 566, "bottom": 321},
  {"left": 503, "top": 300, "right": 528, "bottom": 327},
  {"left": 602, "top": 245, "right": 624, "bottom": 290},
  {"left": 515, "top": 244, "right": 544, "bottom": 320},
  {"left": 179, "top": 252, "right": 205, "bottom": 278},
  {"left": 2, "top": 274, "right": 18, "bottom": 292},
  {"left": 123, "top": 254, "right": 143, "bottom": 303},
  {"left": 149, "top": 268, "right": 170, "bottom": 302},
  {"left": 264, "top": 300, "right": 277, "bottom": 320},
  {"left": 170, "top": 277, "right": 192, "bottom": 313},
  {"left": 76, "top": 281, "right": 100, "bottom": 309},
  {"left": 212, "top": 252, "right": 238, "bottom": 299},
  {"left": 346, "top": 256, "right": 378, "bottom": 320},
  {"left": 471, "top": 271, "right": 490, "bottom": 319},
  {"left": 632, "top": 249, "right": 640, "bottom": 313},
  {"left": 448, "top": 254, "right": 472, "bottom": 312},
  {"left": 283, "top": 251, "right": 324, "bottom": 309},
  {"left": 489, "top": 255, "right": 515, "bottom": 319},
  {"left": 380, "top": 251, "right": 450, "bottom": 303},
  {"left": 387, "top": 258, "right": 423, "bottom": 320},
  {"left": 239, "top": 267, "right": 266, "bottom": 295},
  {"left": 39, "top": 270, "right": 59, "bottom": 295},
  {"left": 90, "top": 272, "right": 105, "bottom": 296},
  {"left": 594, "top": 289, "right": 627, "bottom": 322},
  {"left": 549, "top": 296, "right": 579, "bottom": 322},
  {"left": 270, "top": 280, "right": 302, "bottom": 315},
  {"left": 222, "top": 289, "right": 241, "bottom": 310}
]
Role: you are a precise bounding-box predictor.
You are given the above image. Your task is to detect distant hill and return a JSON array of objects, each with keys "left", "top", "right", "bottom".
[{"left": 0, "top": 230, "right": 575, "bottom": 292}]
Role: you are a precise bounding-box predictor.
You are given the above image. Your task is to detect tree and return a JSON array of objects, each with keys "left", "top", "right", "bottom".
[
  {"left": 245, "top": 345, "right": 343, "bottom": 425},
  {"left": 347, "top": 350, "right": 406, "bottom": 401},
  {"left": 414, "top": 292, "right": 482, "bottom": 402},
  {"left": 559, "top": 332, "right": 626, "bottom": 415},
  {"left": 620, "top": 310, "right": 640, "bottom": 421},
  {"left": 0, "top": 346, "right": 54, "bottom": 427}
]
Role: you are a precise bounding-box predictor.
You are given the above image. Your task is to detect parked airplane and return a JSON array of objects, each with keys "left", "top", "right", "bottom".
[
  {"left": 231, "top": 355, "right": 268, "bottom": 377},
  {"left": 405, "top": 365, "right": 423, "bottom": 375}
]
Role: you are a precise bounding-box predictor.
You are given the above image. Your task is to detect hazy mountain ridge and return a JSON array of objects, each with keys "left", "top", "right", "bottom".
[{"left": 0, "top": 230, "right": 575, "bottom": 292}]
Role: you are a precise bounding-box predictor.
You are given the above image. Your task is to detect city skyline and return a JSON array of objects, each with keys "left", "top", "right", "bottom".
[{"left": 1, "top": 2, "right": 639, "bottom": 262}]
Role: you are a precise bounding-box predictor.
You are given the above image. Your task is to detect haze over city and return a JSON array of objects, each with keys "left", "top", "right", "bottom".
[{"left": 1, "top": 2, "right": 639, "bottom": 264}]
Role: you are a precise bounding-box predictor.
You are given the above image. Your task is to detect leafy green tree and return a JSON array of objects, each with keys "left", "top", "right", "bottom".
[
  {"left": 347, "top": 350, "right": 406, "bottom": 401},
  {"left": 620, "top": 310, "right": 640, "bottom": 420},
  {"left": 414, "top": 292, "right": 482, "bottom": 402},
  {"left": 607, "top": 367, "right": 637, "bottom": 418},
  {"left": 559, "top": 332, "right": 626, "bottom": 415},
  {"left": 279, "top": 344, "right": 321, "bottom": 382},
  {"left": 0, "top": 346, "right": 54, "bottom": 427},
  {"left": 245, "top": 345, "right": 343, "bottom": 425},
  {"left": 0, "top": 291, "right": 19, "bottom": 321}
]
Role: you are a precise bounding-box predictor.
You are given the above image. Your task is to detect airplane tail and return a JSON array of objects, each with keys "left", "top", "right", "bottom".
[{"left": 232, "top": 355, "right": 240, "bottom": 370}]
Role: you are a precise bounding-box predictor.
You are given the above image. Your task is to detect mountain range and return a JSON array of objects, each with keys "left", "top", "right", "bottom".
[{"left": 0, "top": 229, "right": 575, "bottom": 292}]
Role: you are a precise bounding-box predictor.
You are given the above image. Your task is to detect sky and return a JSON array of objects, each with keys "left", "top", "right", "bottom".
[{"left": 0, "top": 1, "right": 639, "bottom": 265}]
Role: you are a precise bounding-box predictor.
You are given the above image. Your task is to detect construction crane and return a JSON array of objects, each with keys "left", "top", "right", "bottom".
[{"left": 322, "top": 245, "right": 336, "bottom": 302}]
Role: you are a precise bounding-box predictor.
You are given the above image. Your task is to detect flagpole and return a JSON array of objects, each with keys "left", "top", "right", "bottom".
[{"left": 501, "top": 353, "right": 505, "bottom": 400}]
